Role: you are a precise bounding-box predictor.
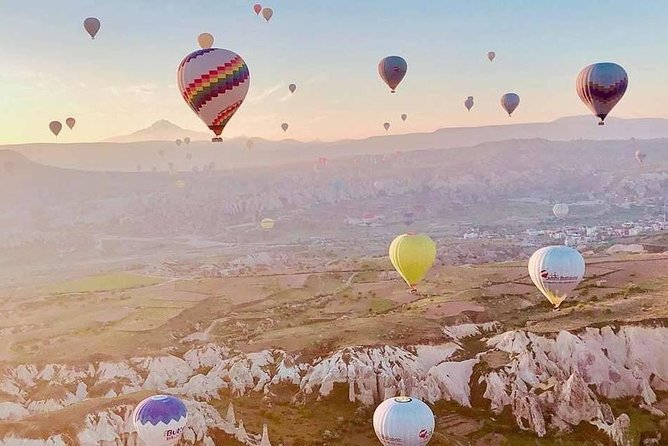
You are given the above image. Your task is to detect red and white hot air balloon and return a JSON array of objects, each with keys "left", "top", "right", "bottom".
[
  {"left": 253, "top": 4, "right": 262, "bottom": 15},
  {"left": 177, "top": 48, "right": 250, "bottom": 142}
]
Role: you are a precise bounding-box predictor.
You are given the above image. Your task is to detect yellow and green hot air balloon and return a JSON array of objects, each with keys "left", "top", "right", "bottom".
[
  {"left": 389, "top": 233, "right": 436, "bottom": 293},
  {"left": 260, "top": 218, "right": 275, "bottom": 230}
]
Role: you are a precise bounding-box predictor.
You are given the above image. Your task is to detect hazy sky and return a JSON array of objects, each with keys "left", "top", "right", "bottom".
[{"left": 2, "top": 0, "right": 668, "bottom": 144}]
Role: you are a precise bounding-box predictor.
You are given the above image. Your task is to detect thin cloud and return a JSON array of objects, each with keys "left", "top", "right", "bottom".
[{"left": 247, "top": 82, "right": 283, "bottom": 104}]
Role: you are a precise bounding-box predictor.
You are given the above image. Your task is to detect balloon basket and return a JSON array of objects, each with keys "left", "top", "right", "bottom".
[
  {"left": 212, "top": 137, "right": 223, "bottom": 142},
  {"left": 598, "top": 122, "right": 604, "bottom": 126}
]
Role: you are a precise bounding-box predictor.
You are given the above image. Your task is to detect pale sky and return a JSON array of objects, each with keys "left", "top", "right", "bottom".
[{"left": 1, "top": 0, "right": 668, "bottom": 144}]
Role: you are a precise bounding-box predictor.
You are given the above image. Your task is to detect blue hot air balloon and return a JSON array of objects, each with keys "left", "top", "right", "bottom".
[{"left": 133, "top": 395, "right": 188, "bottom": 446}]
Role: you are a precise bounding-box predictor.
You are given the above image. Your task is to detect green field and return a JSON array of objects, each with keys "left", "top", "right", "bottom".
[{"left": 41, "top": 272, "right": 163, "bottom": 294}]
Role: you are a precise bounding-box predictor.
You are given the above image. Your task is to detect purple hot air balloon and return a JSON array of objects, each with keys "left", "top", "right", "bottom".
[
  {"left": 500, "top": 93, "right": 520, "bottom": 117},
  {"left": 576, "top": 62, "right": 628, "bottom": 126},
  {"left": 83, "top": 17, "right": 101, "bottom": 39},
  {"left": 378, "top": 56, "right": 408, "bottom": 93},
  {"left": 133, "top": 395, "right": 188, "bottom": 446}
]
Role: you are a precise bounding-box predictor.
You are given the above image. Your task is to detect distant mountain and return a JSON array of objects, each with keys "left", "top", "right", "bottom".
[
  {"left": 5, "top": 115, "right": 668, "bottom": 172},
  {"left": 105, "top": 120, "right": 211, "bottom": 143}
]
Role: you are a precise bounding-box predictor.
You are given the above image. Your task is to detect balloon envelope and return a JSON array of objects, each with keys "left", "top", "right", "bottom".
[
  {"left": 177, "top": 48, "right": 250, "bottom": 141},
  {"left": 261, "top": 218, "right": 275, "bottom": 230},
  {"left": 401, "top": 114, "right": 407, "bottom": 122},
  {"left": 133, "top": 395, "right": 188, "bottom": 446},
  {"left": 501, "top": 93, "right": 520, "bottom": 116},
  {"left": 262, "top": 7, "right": 273, "bottom": 21},
  {"left": 373, "top": 396, "right": 434, "bottom": 446},
  {"left": 84, "top": 17, "right": 100, "bottom": 39},
  {"left": 635, "top": 150, "right": 646, "bottom": 164},
  {"left": 552, "top": 204, "right": 569, "bottom": 219},
  {"left": 383, "top": 122, "right": 390, "bottom": 131},
  {"left": 176, "top": 139, "right": 182, "bottom": 146},
  {"left": 576, "top": 62, "right": 628, "bottom": 125},
  {"left": 281, "top": 123, "right": 289, "bottom": 132},
  {"left": 253, "top": 4, "right": 262, "bottom": 14},
  {"left": 378, "top": 56, "right": 408, "bottom": 93},
  {"left": 487, "top": 51, "right": 496, "bottom": 62},
  {"left": 65, "top": 117, "right": 76, "bottom": 130},
  {"left": 528, "top": 246, "right": 585, "bottom": 308},
  {"left": 49, "top": 121, "right": 62, "bottom": 136},
  {"left": 184, "top": 137, "right": 191, "bottom": 145},
  {"left": 465, "top": 96, "right": 474, "bottom": 111},
  {"left": 389, "top": 233, "right": 436, "bottom": 292},
  {"left": 289, "top": 83, "right": 297, "bottom": 93},
  {"left": 197, "top": 33, "right": 214, "bottom": 49}
]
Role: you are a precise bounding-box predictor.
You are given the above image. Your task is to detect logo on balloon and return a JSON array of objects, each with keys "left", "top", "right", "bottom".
[
  {"left": 418, "top": 428, "right": 432, "bottom": 439},
  {"left": 540, "top": 270, "right": 579, "bottom": 283},
  {"left": 165, "top": 427, "right": 185, "bottom": 441},
  {"left": 541, "top": 269, "right": 549, "bottom": 279}
]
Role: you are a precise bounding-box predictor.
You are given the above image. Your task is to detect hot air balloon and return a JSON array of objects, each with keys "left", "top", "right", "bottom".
[
  {"left": 635, "top": 150, "right": 647, "bottom": 165},
  {"left": 175, "top": 139, "right": 182, "bottom": 147},
  {"left": 262, "top": 8, "right": 273, "bottom": 21},
  {"left": 576, "top": 62, "right": 628, "bottom": 126},
  {"left": 253, "top": 4, "right": 262, "bottom": 14},
  {"left": 378, "top": 56, "right": 408, "bottom": 93},
  {"left": 289, "top": 84, "right": 297, "bottom": 93},
  {"left": 261, "top": 218, "right": 275, "bottom": 230},
  {"left": 197, "top": 33, "right": 214, "bottom": 49},
  {"left": 133, "top": 395, "right": 188, "bottom": 446},
  {"left": 401, "top": 114, "right": 407, "bottom": 122},
  {"left": 552, "top": 203, "right": 569, "bottom": 219},
  {"left": 184, "top": 137, "right": 191, "bottom": 145},
  {"left": 501, "top": 93, "right": 520, "bottom": 117},
  {"left": 65, "top": 117, "right": 76, "bottom": 130},
  {"left": 281, "top": 123, "right": 289, "bottom": 132},
  {"left": 362, "top": 212, "right": 376, "bottom": 226},
  {"left": 402, "top": 211, "right": 415, "bottom": 227},
  {"left": 389, "top": 233, "right": 436, "bottom": 293},
  {"left": 383, "top": 122, "right": 390, "bottom": 131},
  {"left": 373, "top": 396, "right": 434, "bottom": 446},
  {"left": 175, "top": 180, "right": 186, "bottom": 189},
  {"left": 487, "top": 51, "right": 496, "bottom": 62},
  {"left": 528, "top": 246, "right": 585, "bottom": 308},
  {"left": 465, "top": 96, "right": 474, "bottom": 111},
  {"left": 83, "top": 17, "right": 100, "bottom": 39},
  {"left": 49, "top": 121, "right": 62, "bottom": 137},
  {"left": 177, "top": 48, "right": 250, "bottom": 142},
  {"left": 318, "top": 157, "right": 328, "bottom": 167},
  {"left": 246, "top": 139, "right": 254, "bottom": 150}
]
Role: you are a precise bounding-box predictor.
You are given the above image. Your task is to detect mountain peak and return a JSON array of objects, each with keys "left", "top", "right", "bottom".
[{"left": 104, "top": 120, "right": 211, "bottom": 143}]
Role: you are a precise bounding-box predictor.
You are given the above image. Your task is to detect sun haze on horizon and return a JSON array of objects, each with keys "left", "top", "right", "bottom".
[{"left": 1, "top": 0, "right": 668, "bottom": 144}]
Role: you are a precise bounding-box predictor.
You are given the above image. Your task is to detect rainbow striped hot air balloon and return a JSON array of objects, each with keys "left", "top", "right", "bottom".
[{"left": 177, "top": 48, "right": 250, "bottom": 142}]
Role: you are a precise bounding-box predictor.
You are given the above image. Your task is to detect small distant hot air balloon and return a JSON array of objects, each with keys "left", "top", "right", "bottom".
[
  {"left": 175, "top": 139, "right": 182, "bottom": 147},
  {"left": 281, "top": 123, "right": 289, "bottom": 132},
  {"left": 528, "top": 246, "right": 585, "bottom": 308},
  {"left": 84, "top": 17, "right": 100, "bottom": 39},
  {"left": 65, "top": 117, "right": 76, "bottom": 130},
  {"left": 261, "top": 218, "right": 275, "bottom": 230},
  {"left": 49, "top": 121, "right": 62, "bottom": 137},
  {"left": 465, "top": 96, "right": 474, "bottom": 111},
  {"left": 501, "top": 93, "right": 520, "bottom": 116},
  {"left": 318, "top": 157, "right": 328, "bottom": 167},
  {"left": 177, "top": 48, "right": 250, "bottom": 142},
  {"left": 487, "top": 51, "right": 496, "bottom": 62},
  {"left": 133, "top": 395, "right": 188, "bottom": 446},
  {"left": 552, "top": 203, "right": 569, "bottom": 219},
  {"left": 576, "top": 62, "right": 628, "bottom": 126},
  {"left": 184, "top": 137, "right": 191, "bottom": 145},
  {"left": 253, "top": 4, "right": 262, "bottom": 14},
  {"left": 378, "top": 56, "right": 408, "bottom": 93},
  {"left": 362, "top": 212, "right": 376, "bottom": 226},
  {"left": 389, "top": 233, "right": 436, "bottom": 293},
  {"left": 402, "top": 211, "right": 415, "bottom": 227},
  {"left": 373, "top": 396, "right": 434, "bottom": 446},
  {"left": 175, "top": 180, "right": 186, "bottom": 189},
  {"left": 197, "top": 33, "right": 214, "bottom": 49},
  {"left": 383, "top": 122, "right": 390, "bottom": 131},
  {"left": 246, "top": 139, "right": 254, "bottom": 150},
  {"left": 401, "top": 114, "right": 407, "bottom": 122},
  {"left": 289, "top": 84, "right": 297, "bottom": 93},
  {"left": 262, "top": 8, "right": 273, "bottom": 21},
  {"left": 635, "top": 150, "right": 647, "bottom": 165}
]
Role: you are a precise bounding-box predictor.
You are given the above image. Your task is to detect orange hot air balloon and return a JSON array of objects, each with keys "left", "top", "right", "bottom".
[{"left": 49, "top": 121, "right": 62, "bottom": 136}]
